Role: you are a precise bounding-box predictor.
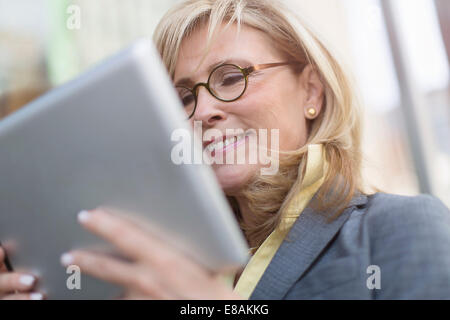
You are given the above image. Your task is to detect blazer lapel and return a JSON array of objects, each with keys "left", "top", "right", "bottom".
[{"left": 250, "top": 192, "right": 368, "bottom": 300}]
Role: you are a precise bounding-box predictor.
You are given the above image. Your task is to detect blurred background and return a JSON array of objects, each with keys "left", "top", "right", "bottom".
[{"left": 0, "top": 0, "right": 449, "bottom": 207}]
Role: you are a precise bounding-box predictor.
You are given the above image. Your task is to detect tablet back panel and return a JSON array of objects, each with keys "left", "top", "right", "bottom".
[{"left": 0, "top": 40, "right": 249, "bottom": 299}]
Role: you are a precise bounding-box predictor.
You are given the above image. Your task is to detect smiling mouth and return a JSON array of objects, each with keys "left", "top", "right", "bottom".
[{"left": 203, "top": 132, "right": 250, "bottom": 155}]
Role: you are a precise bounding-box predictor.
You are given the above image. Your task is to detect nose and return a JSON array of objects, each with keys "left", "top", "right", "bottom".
[{"left": 192, "top": 85, "right": 226, "bottom": 126}]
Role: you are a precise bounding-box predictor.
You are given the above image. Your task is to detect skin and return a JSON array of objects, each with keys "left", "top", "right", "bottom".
[
  {"left": 0, "top": 22, "right": 324, "bottom": 299},
  {"left": 175, "top": 23, "right": 324, "bottom": 224},
  {"left": 0, "top": 247, "right": 43, "bottom": 300}
]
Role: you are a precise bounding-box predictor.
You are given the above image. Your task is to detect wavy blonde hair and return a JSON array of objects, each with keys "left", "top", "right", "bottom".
[{"left": 154, "top": 0, "right": 367, "bottom": 249}]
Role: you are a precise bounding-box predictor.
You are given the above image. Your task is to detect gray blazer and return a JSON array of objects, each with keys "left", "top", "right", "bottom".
[{"left": 249, "top": 192, "right": 450, "bottom": 299}]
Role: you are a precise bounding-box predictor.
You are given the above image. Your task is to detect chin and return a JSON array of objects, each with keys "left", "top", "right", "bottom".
[{"left": 212, "top": 163, "right": 259, "bottom": 196}]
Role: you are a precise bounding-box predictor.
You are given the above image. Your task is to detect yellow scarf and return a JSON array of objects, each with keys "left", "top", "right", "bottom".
[{"left": 233, "top": 143, "right": 328, "bottom": 299}]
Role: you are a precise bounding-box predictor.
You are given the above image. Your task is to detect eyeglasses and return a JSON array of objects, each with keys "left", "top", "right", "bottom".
[{"left": 175, "top": 61, "right": 303, "bottom": 119}]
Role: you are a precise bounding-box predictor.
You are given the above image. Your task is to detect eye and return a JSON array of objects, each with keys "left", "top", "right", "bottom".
[
  {"left": 176, "top": 87, "right": 195, "bottom": 107},
  {"left": 220, "top": 72, "right": 245, "bottom": 86},
  {"left": 181, "top": 94, "right": 195, "bottom": 106},
  {"left": 210, "top": 64, "right": 245, "bottom": 89}
]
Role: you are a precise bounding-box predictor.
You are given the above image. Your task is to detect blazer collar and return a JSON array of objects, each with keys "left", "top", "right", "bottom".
[{"left": 249, "top": 191, "right": 368, "bottom": 300}]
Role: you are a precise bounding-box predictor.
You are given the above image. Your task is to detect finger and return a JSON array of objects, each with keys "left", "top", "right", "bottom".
[
  {"left": 0, "top": 273, "right": 37, "bottom": 293},
  {"left": 122, "top": 292, "right": 157, "bottom": 300},
  {"left": 121, "top": 289, "right": 156, "bottom": 300},
  {"left": 61, "top": 250, "right": 174, "bottom": 299},
  {"left": 77, "top": 209, "right": 213, "bottom": 285},
  {"left": 0, "top": 247, "right": 7, "bottom": 272},
  {"left": 2, "top": 292, "right": 44, "bottom": 300},
  {"left": 77, "top": 209, "right": 171, "bottom": 262},
  {"left": 121, "top": 285, "right": 174, "bottom": 300},
  {"left": 60, "top": 250, "right": 140, "bottom": 289}
]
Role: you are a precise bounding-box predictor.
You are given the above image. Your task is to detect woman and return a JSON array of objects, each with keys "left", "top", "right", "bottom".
[{"left": 1, "top": 0, "right": 450, "bottom": 300}]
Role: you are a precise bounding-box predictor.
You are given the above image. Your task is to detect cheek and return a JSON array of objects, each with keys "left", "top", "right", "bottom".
[
  {"left": 230, "top": 83, "right": 281, "bottom": 126},
  {"left": 279, "top": 116, "right": 308, "bottom": 150},
  {"left": 237, "top": 88, "right": 307, "bottom": 151}
]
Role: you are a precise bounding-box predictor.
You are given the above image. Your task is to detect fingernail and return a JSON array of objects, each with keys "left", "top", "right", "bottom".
[
  {"left": 19, "top": 275, "right": 35, "bottom": 286},
  {"left": 77, "top": 210, "right": 91, "bottom": 223},
  {"left": 30, "top": 293, "right": 43, "bottom": 300},
  {"left": 60, "top": 253, "right": 74, "bottom": 266}
]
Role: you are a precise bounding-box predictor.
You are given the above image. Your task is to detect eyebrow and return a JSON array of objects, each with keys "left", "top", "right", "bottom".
[{"left": 174, "top": 58, "right": 252, "bottom": 88}]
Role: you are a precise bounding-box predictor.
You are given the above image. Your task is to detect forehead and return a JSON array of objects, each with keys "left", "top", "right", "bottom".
[{"left": 173, "top": 23, "right": 281, "bottom": 82}]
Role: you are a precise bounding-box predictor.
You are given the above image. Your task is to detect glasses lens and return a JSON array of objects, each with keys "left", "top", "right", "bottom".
[
  {"left": 176, "top": 86, "right": 196, "bottom": 118},
  {"left": 209, "top": 64, "right": 246, "bottom": 101}
]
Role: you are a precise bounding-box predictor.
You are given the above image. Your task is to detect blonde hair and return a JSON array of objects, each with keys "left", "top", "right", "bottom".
[{"left": 154, "top": 0, "right": 367, "bottom": 249}]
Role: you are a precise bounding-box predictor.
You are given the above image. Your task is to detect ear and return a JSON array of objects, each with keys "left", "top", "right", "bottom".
[{"left": 299, "top": 65, "right": 324, "bottom": 120}]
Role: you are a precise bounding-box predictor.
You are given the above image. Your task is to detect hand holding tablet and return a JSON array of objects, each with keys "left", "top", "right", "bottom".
[
  {"left": 59, "top": 209, "right": 242, "bottom": 299},
  {"left": 0, "top": 247, "right": 42, "bottom": 300}
]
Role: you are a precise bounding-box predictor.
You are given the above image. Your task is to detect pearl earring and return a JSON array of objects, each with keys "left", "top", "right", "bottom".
[{"left": 307, "top": 107, "right": 317, "bottom": 117}]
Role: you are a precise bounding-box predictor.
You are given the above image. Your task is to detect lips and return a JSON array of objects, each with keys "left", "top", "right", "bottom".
[
  {"left": 203, "top": 137, "right": 217, "bottom": 150},
  {"left": 203, "top": 132, "right": 248, "bottom": 153}
]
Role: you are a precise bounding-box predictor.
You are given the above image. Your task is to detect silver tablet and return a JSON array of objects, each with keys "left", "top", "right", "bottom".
[{"left": 0, "top": 39, "right": 249, "bottom": 299}]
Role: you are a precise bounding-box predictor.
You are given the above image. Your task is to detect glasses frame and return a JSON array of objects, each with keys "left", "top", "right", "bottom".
[{"left": 176, "top": 61, "right": 303, "bottom": 119}]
